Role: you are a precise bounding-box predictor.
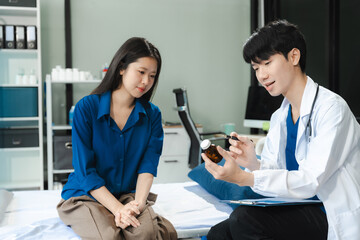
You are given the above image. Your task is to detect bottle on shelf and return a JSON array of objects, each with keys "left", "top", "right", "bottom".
[
  {"left": 15, "top": 68, "right": 25, "bottom": 85},
  {"left": 101, "top": 63, "right": 108, "bottom": 79},
  {"left": 51, "top": 65, "right": 62, "bottom": 81},
  {"left": 51, "top": 65, "right": 94, "bottom": 82},
  {"left": 29, "top": 69, "right": 37, "bottom": 84}
]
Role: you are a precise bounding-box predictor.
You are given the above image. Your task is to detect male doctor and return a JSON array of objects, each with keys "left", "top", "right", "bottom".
[{"left": 204, "top": 20, "right": 360, "bottom": 240}]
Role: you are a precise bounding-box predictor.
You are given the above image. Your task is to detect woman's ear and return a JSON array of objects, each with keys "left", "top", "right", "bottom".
[
  {"left": 119, "top": 69, "right": 125, "bottom": 75},
  {"left": 289, "top": 48, "right": 301, "bottom": 66}
]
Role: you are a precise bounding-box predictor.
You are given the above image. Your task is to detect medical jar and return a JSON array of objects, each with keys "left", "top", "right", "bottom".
[{"left": 201, "top": 139, "right": 222, "bottom": 163}]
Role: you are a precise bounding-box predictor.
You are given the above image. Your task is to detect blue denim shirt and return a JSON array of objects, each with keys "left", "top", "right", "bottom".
[{"left": 61, "top": 91, "right": 163, "bottom": 200}]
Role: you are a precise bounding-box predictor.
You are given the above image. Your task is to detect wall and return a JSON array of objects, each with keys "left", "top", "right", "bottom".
[
  {"left": 40, "top": 0, "right": 66, "bottom": 125},
  {"left": 40, "top": 0, "right": 251, "bottom": 133},
  {"left": 279, "top": 0, "right": 328, "bottom": 88},
  {"left": 339, "top": 0, "right": 360, "bottom": 119}
]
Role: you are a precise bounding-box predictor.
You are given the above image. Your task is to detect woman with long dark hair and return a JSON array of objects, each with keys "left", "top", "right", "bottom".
[{"left": 57, "top": 37, "right": 177, "bottom": 240}]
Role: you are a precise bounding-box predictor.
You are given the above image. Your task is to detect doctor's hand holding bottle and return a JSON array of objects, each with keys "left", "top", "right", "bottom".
[{"left": 201, "top": 132, "right": 258, "bottom": 187}]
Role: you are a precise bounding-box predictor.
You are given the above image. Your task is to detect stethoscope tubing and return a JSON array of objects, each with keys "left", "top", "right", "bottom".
[{"left": 306, "top": 83, "right": 320, "bottom": 140}]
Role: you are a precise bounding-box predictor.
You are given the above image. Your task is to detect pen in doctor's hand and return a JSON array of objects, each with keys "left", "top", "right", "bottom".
[
  {"left": 226, "top": 135, "right": 253, "bottom": 142},
  {"left": 226, "top": 135, "right": 239, "bottom": 140}
]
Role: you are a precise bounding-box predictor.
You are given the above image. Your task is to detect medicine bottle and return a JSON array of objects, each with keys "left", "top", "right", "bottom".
[{"left": 200, "top": 139, "right": 222, "bottom": 163}]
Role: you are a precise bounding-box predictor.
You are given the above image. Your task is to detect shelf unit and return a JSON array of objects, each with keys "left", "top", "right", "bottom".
[
  {"left": 0, "top": 1, "right": 43, "bottom": 190},
  {"left": 46, "top": 75, "right": 101, "bottom": 190}
]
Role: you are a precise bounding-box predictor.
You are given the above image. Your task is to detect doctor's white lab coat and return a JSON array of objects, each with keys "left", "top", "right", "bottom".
[{"left": 252, "top": 77, "right": 360, "bottom": 239}]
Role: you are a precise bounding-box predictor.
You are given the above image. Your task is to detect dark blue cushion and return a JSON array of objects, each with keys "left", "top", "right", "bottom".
[{"left": 188, "top": 159, "right": 264, "bottom": 209}]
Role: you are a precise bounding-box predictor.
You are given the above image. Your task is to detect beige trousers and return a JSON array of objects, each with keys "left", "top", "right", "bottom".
[{"left": 57, "top": 192, "right": 177, "bottom": 240}]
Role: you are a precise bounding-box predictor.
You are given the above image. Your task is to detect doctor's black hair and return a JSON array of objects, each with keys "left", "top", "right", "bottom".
[
  {"left": 243, "top": 19, "right": 307, "bottom": 72},
  {"left": 91, "top": 37, "right": 162, "bottom": 101}
]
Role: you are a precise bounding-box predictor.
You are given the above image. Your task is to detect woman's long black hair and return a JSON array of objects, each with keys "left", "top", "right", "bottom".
[{"left": 91, "top": 37, "right": 162, "bottom": 102}]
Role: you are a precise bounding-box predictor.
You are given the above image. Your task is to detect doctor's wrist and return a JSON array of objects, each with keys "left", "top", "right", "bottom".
[
  {"left": 236, "top": 171, "right": 254, "bottom": 187},
  {"left": 251, "top": 159, "right": 261, "bottom": 171}
]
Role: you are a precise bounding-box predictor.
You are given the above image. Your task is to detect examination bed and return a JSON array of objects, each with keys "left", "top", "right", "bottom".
[{"left": 0, "top": 182, "right": 233, "bottom": 239}]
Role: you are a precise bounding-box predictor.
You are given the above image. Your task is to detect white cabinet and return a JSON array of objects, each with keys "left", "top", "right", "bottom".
[
  {"left": 45, "top": 75, "right": 100, "bottom": 190},
  {"left": 0, "top": 1, "right": 43, "bottom": 190},
  {"left": 154, "top": 126, "right": 192, "bottom": 183}
]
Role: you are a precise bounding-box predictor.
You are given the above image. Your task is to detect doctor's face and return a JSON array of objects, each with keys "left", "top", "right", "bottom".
[{"left": 251, "top": 53, "right": 295, "bottom": 97}]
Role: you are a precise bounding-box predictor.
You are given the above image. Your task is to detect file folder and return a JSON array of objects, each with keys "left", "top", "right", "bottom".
[
  {"left": 5, "top": 25, "right": 15, "bottom": 49},
  {"left": 26, "top": 26, "right": 37, "bottom": 49},
  {"left": 221, "top": 197, "right": 322, "bottom": 207},
  {"left": 15, "top": 25, "right": 26, "bottom": 49},
  {"left": 0, "top": 25, "right": 3, "bottom": 48}
]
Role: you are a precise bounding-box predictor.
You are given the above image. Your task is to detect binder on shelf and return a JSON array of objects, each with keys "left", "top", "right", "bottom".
[
  {"left": 0, "top": 25, "right": 3, "bottom": 49},
  {"left": 5, "top": 25, "right": 15, "bottom": 49},
  {"left": 26, "top": 26, "right": 37, "bottom": 49},
  {"left": 15, "top": 26, "right": 26, "bottom": 49}
]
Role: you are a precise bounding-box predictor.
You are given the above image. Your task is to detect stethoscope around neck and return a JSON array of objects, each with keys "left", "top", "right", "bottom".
[{"left": 305, "top": 83, "right": 319, "bottom": 142}]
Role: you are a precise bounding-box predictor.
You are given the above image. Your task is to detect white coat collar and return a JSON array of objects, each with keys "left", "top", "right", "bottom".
[
  {"left": 299, "top": 76, "right": 318, "bottom": 119},
  {"left": 275, "top": 76, "right": 318, "bottom": 149}
]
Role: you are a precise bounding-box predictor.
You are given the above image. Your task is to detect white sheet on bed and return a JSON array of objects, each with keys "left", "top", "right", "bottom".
[
  {"left": 0, "top": 181, "right": 232, "bottom": 239},
  {"left": 151, "top": 182, "right": 232, "bottom": 230},
  {"left": 0, "top": 190, "right": 14, "bottom": 223}
]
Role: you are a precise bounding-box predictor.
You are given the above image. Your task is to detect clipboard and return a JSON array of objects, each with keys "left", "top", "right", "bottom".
[{"left": 220, "top": 197, "right": 322, "bottom": 207}]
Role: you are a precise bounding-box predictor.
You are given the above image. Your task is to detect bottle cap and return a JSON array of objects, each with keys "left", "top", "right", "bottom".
[{"left": 200, "top": 139, "right": 211, "bottom": 150}]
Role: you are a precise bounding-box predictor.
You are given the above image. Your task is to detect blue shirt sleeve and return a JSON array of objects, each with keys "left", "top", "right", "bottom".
[
  {"left": 137, "top": 104, "right": 164, "bottom": 177},
  {"left": 72, "top": 98, "right": 106, "bottom": 193}
]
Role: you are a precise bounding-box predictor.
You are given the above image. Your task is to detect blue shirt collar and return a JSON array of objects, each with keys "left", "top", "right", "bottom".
[
  {"left": 97, "top": 91, "right": 111, "bottom": 119},
  {"left": 97, "top": 91, "right": 147, "bottom": 120}
]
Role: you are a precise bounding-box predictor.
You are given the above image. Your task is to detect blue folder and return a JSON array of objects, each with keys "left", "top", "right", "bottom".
[{"left": 220, "top": 197, "right": 322, "bottom": 207}]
